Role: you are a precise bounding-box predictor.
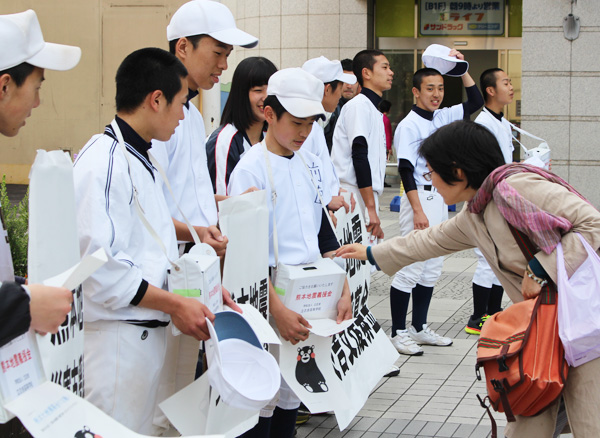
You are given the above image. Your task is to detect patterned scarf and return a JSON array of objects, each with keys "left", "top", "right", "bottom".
[{"left": 468, "top": 163, "right": 589, "bottom": 254}]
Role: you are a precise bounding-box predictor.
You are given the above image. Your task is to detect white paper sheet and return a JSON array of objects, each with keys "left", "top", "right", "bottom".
[
  {"left": 42, "top": 248, "right": 107, "bottom": 289},
  {"left": 5, "top": 381, "right": 222, "bottom": 438},
  {"left": 159, "top": 374, "right": 258, "bottom": 438},
  {"left": 306, "top": 318, "right": 355, "bottom": 337}
]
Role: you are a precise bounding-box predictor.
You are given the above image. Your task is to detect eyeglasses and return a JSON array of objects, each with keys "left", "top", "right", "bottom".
[{"left": 422, "top": 170, "right": 433, "bottom": 181}]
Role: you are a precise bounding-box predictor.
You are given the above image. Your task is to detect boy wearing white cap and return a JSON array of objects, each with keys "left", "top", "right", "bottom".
[
  {"left": 228, "top": 68, "right": 352, "bottom": 438},
  {"left": 389, "top": 49, "right": 483, "bottom": 356},
  {"left": 301, "top": 56, "right": 357, "bottom": 215},
  {"left": 73, "top": 48, "right": 222, "bottom": 434},
  {"left": 152, "top": 0, "right": 258, "bottom": 257},
  {"left": 331, "top": 49, "right": 394, "bottom": 242},
  {"left": 0, "top": 10, "right": 79, "bottom": 354}
]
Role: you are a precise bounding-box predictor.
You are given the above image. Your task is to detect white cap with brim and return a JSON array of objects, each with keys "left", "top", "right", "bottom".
[
  {"left": 206, "top": 311, "right": 280, "bottom": 411},
  {"left": 302, "top": 56, "right": 357, "bottom": 85},
  {"left": 167, "top": 0, "right": 258, "bottom": 49},
  {"left": 0, "top": 10, "right": 81, "bottom": 71},
  {"left": 422, "top": 44, "right": 469, "bottom": 77},
  {"left": 267, "top": 68, "right": 326, "bottom": 120}
]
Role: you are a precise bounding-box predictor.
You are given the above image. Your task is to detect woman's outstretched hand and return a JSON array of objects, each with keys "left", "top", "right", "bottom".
[{"left": 336, "top": 243, "right": 368, "bottom": 261}]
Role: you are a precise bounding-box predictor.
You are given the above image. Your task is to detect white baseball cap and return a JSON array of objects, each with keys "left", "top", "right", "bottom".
[
  {"left": 267, "top": 68, "right": 326, "bottom": 120},
  {"left": 167, "top": 0, "right": 258, "bottom": 48},
  {"left": 422, "top": 44, "right": 469, "bottom": 77},
  {"left": 206, "top": 311, "right": 280, "bottom": 411},
  {"left": 302, "top": 56, "right": 357, "bottom": 85},
  {"left": 0, "top": 10, "right": 81, "bottom": 72}
]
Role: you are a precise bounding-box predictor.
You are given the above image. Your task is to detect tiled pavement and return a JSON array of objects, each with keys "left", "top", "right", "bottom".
[{"left": 296, "top": 182, "right": 570, "bottom": 438}]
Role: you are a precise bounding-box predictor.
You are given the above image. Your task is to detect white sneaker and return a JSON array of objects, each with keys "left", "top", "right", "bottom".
[
  {"left": 408, "top": 324, "right": 453, "bottom": 346},
  {"left": 390, "top": 329, "right": 424, "bottom": 355},
  {"left": 383, "top": 365, "right": 400, "bottom": 377}
]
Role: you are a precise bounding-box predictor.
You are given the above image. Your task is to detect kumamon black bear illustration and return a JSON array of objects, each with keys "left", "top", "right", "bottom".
[
  {"left": 296, "top": 345, "right": 329, "bottom": 393},
  {"left": 74, "top": 426, "right": 103, "bottom": 438}
]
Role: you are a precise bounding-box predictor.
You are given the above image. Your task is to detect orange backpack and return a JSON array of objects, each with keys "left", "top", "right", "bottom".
[{"left": 475, "top": 226, "right": 569, "bottom": 437}]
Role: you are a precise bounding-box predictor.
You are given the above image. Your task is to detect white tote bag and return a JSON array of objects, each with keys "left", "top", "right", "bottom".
[
  {"left": 557, "top": 233, "right": 600, "bottom": 367},
  {"left": 219, "top": 189, "right": 270, "bottom": 319},
  {"left": 28, "top": 150, "right": 85, "bottom": 398}
]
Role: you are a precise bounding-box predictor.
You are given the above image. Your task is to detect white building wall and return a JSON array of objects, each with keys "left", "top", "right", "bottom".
[
  {"left": 220, "top": 0, "right": 370, "bottom": 87},
  {"left": 522, "top": 0, "right": 600, "bottom": 206}
]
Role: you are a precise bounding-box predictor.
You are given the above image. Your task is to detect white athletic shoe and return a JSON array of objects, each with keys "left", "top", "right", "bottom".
[
  {"left": 408, "top": 324, "right": 453, "bottom": 346},
  {"left": 390, "top": 329, "right": 424, "bottom": 355},
  {"left": 383, "top": 365, "right": 400, "bottom": 377}
]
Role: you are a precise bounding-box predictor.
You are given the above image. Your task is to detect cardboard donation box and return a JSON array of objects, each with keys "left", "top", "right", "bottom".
[
  {"left": 169, "top": 244, "right": 223, "bottom": 335},
  {"left": 0, "top": 332, "right": 46, "bottom": 423},
  {"left": 275, "top": 258, "right": 346, "bottom": 319}
]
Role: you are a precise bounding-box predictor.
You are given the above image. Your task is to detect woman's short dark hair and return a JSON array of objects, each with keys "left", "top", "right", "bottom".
[
  {"left": 116, "top": 47, "right": 188, "bottom": 113},
  {"left": 419, "top": 121, "right": 505, "bottom": 189},
  {"left": 0, "top": 63, "right": 36, "bottom": 87},
  {"left": 221, "top": 57, "right": 277, "bottom": 132}
]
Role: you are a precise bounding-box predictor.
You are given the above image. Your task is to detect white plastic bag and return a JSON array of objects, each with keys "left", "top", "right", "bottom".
[{"left": 557, "top": 233, "right": 600, "bottom": 367}]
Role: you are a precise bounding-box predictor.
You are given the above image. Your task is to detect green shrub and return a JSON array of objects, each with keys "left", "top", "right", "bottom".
[{"left": 0, "top": 176, "right": 29, "bottom": 277}]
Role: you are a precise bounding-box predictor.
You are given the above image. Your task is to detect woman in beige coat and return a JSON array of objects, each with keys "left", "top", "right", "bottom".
[{"left": 337, "top": 121, "right": 600, "bottom": 437}]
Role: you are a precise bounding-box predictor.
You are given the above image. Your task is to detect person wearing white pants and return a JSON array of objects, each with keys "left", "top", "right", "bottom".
[
  {"left": 74, "top": 49, "right": 216, "bottom": 435},
  {"left": 390, "top": 57, "right": 483, "bottom": 355},
  {"left": 466, "top": 67, "right": 516, "bottom": 334}
]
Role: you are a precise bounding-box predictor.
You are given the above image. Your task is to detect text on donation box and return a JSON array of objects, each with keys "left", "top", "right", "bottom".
[
  {"left": 276, "top": 259, "right": 346, "bottom": 319},
  {"left": 0, "top": 332, "right": 46, "bottom": 422}
]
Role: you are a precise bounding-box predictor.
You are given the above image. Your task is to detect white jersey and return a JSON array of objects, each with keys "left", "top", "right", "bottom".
[
  {"left": 475, "top": 108, "right": 514, "bottom": 164},
  {"left": 395, "top": 104, "right": 464, "bottom": 186},
  {"left": 302, "top": 121, "right": 338, "bottom": 202},
  {"left": 228, "top": 142, "right": 329, "bottom": 267},
  {"left": 152, "top": 102, "right": 218, "bottom": 229},
  {"left": 74, "top": 126, "right": 178, "bottom": 323},
  {"left": 331, "top": 93, "right": 386, "bottom": 195}
]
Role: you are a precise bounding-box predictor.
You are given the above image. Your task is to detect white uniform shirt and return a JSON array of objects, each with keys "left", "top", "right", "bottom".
[
  {"left": 395, "top": 104, "right": 464, "bottom": 185},
  {"left": 302, "top": 121, "right": 338, "bottom": 203},
  {"left": 331, "top": 93, "right": 387, "bottom": 195},
  {"left": 228, "top": 142, "right": 329, "bottom": 267},
  {"left": 74, "top": 126, "right": 178, "bottom": 323},
  {"left": 475, "top": 108, "right": 514, "bottom": 164},
  {"left": 152, "top": 102, "right": 218, "bottom": 229}
]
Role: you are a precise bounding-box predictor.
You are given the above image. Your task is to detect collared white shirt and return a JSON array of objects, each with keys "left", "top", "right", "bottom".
[
  {"left": 74, "top": 130, "right": 178, "bottom": 323},
  {"left": 475, "top": 108, "right": 514, "bottom": 164},
  {"left": 331, "top": 93, "right": 387, "bottom": 195},
  {"left": 395, "top": 104, "right": 464, "bottom": 186},
  {"left": 228, "top": 142, "right": 329, "bottom": 267},
  {"left": 302, "top": 121, "right": 338, "bottom": 202},
  {"left": 152, "top": 103, "right": 218, "bottom": 231}
]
